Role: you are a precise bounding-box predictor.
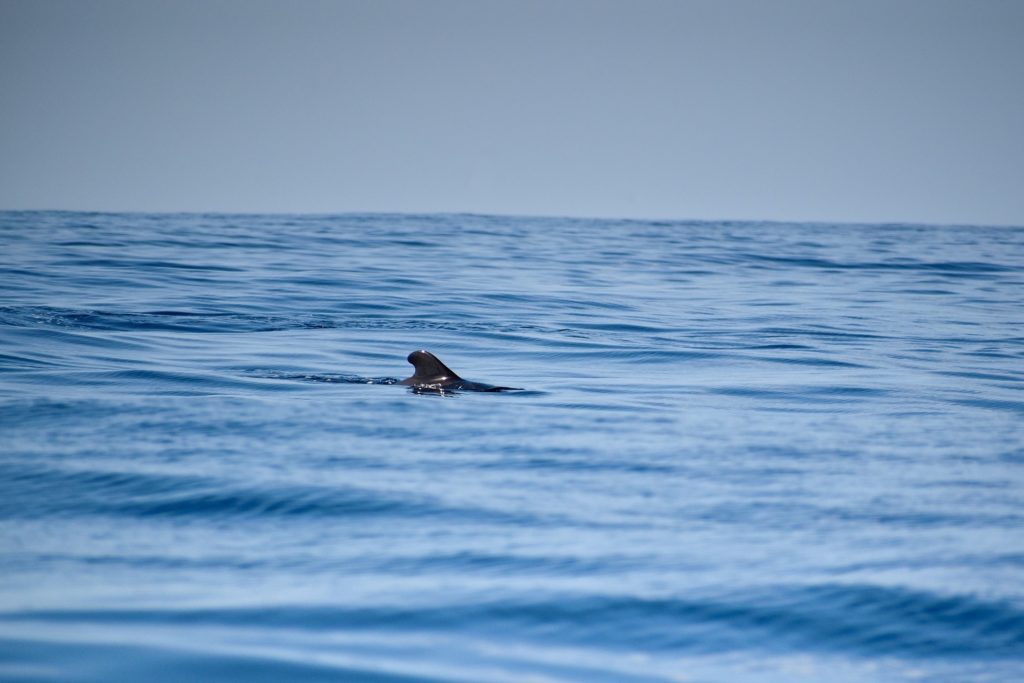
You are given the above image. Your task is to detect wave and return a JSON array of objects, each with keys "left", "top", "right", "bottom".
[
  {"left": 5, "top": 583, "right": 1022, "bottom": 660},
  {"left": 0, "top": 306, "right": 343, "bottom": 334},
  {"left": 0, "top": 464, "right": 557, "bottom": 527},
  {"left": 745, "top": 254, "right": 1015, "bottom": 276}
]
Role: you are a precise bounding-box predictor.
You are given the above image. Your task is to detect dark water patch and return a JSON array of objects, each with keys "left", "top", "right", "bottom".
[
  {"left": 572, "top": 322, "right": 667, "bottom": 334},
  {"left": 0, "top": 465, "right": 209, "bottom": 518},
  {"left": 743, "top": 343, "right": 814, "bottom": 350},
  {"left": 936, "top": 369, "right": 1024, "bottom": 383},
  {"left": 709, "top": 385, "right": 888, "bottom": 403},
  {"left": 0, "top": 305, "right": 637, "bottom": 340},
  {"left": 0, "top": 326, "right": 151, "bottom": 355},
  {"left": 371, "top": 550, "right": 663, "bottom": 577},
  {"left": 0, "top": 397, "right": 141, "bottom": 426},
  {"left": 0, "top": 352, "right": 62, "bottom": 369},
  {"left": 746, "top": 253, "right": 1014, "bottom": 276},
  {"left": 899, "top": 288, "right": 958, "bottom": 295},
  {"left": 752, "top": 325, "right": 891, "bottom": 341},
  {"left": 116, "top": 486, "right": 416, "bottom": 520},
  {"left": 561, "top": 348, "right": 717, "bottom": 364},
  {"left": 55, "top": 257, "right": 245, "bottom": 272},
  {"left": 1000, "top": 448, "right": 1024, "bottom": 463},
  {"left": 12, "top": 548, "right": 665, "bottom": 578},
  {"left": 947, "top": 398, "right": 1024, "bottom": 415},
  {"left": 0, "top": 306, "right": 359, "bottom": 334},
  {"left": 829, "top": 505, "right": 1023, "bottom": 530},
  {"left": 56, "top": 240, "right": 131, "bottom": 248},
  {"left": 0, "top": 636, "right": 438, "bottom": 683},
  {"left": 471, "top": 448, "right": 677, "bottom": 474},
  {"left": 0, "top": 266, "right": 53, "bottom": 281},
  {"left": 756, "top": 355, "right": 870, "bottom": 368}
]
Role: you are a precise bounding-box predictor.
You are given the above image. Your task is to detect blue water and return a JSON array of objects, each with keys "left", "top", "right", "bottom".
[{"left": 1, "top": 211, "right": 1023, "bottom": 682}]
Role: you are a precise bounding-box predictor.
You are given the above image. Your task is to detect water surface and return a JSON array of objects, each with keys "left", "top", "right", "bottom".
[{"left": 1, "top": 211, "right": 1023, "bottom": 681}]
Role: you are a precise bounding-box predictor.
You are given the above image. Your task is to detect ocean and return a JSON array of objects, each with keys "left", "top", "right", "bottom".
[{"left": 0, "top": 211, "right": 1022, "bottom": 682}]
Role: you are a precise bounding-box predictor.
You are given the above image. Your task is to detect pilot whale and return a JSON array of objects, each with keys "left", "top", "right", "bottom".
[{"left": 399, "top": 350, "right": 520, "bottom": 392}]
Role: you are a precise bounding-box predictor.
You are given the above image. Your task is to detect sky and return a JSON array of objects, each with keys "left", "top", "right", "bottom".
[{"left": 1, "top": 0, "right": 1022, "bottom": 225}]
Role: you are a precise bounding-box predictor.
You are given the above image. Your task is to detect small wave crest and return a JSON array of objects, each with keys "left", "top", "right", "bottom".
[{"left": 6, "top": 583, "right": 1022, "bottom": 660}]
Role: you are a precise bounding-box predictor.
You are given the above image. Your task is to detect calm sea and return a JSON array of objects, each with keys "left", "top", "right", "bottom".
[{"left": 1, "top": 211, "right": 1022, "bottom": 682}]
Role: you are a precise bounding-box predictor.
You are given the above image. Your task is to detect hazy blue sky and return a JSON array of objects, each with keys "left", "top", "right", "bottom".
[{"left": 2, "top": 0, "right": 1022, "bottom": 224}]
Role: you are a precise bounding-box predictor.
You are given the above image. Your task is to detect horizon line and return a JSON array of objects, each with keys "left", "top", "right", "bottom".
[{"left": 1, "top": 207, "right": 1021, "bottom": 230}]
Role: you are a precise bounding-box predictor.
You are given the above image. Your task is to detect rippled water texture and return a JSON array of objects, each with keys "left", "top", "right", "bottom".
[{"left": 1, "top": 212, "right": 1023, "bottom": 682}]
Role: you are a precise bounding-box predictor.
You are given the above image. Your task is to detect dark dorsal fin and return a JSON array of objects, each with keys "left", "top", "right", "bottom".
[{"left": 401, "top": 350, "right": 462, "bottom": 385}]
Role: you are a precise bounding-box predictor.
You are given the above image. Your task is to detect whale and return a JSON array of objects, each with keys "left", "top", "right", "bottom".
[{"left": 399, "top": 350, "right": 520, "bottom": 393}]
